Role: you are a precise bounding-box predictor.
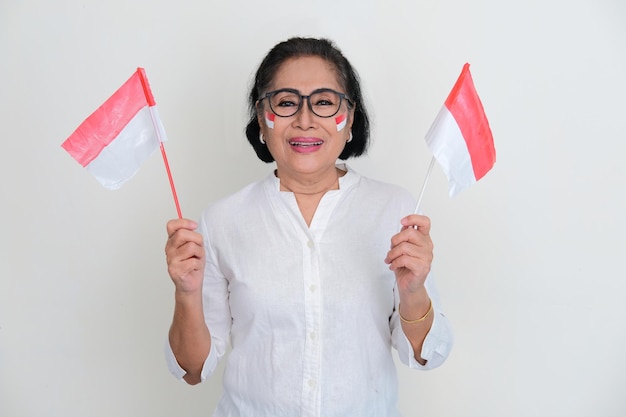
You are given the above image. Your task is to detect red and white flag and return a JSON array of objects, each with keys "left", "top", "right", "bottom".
[
  {"left": 265, "top": 111, "right": 275, "bottom": 129},
  {"left": 425, "top": 63, "right": 495, "bottom": 198},
  {"left": 61, "top": 68, "right": 167, "bottom": 190},
  {"left": 335, "top": 113, "right": 347, "bottom": 132}
]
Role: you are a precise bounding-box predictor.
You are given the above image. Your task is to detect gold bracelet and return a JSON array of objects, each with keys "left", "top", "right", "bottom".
[{"left": 399, "top": 299, "right": 433, "bottom": 324}]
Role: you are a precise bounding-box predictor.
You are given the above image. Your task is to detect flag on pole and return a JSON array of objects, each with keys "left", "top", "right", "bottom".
[
  {"left": 425, "top": 63, "right": 495, "bottom": 198},
  {"left": 61, "top": 68, "right": 168, "bottom": 190}
]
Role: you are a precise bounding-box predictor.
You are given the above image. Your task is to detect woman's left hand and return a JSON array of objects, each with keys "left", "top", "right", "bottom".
[{"left": 384, "top": 214, "right": 433, "bottom": 294}]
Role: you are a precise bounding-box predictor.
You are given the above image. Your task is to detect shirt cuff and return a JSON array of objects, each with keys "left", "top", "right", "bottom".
[
  {"left": 402, "top": 308, "right": 454, "bottom": 370},
  {"left": 163, "top": 338, "right": 218, "bottom": 382}
]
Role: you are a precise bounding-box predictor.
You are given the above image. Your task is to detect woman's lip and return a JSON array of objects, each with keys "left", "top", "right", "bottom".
[
  {"left": 288, "top": 137, "right": 323, "bottom": 153},
  {"left": 288, "top": 137, "right": 324, "bottom": 146}
]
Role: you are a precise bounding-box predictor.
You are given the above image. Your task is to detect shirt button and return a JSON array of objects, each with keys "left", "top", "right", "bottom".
[
  {"left": 309, "top": 285, "right": 317, "bottom": 293},
  {"left": 308, "top": 379, "right": 316, "bottom": 388},
  {"left": 309, "top": 332, "right": 317, "bottom": 340},
  {"left": 307, "top": 240, "right": 314, "bottom": 249}
]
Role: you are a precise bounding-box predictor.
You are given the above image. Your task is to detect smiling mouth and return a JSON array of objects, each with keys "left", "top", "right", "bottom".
[{"left": 289, "top": 140, "right": 323, "bottom": 147}]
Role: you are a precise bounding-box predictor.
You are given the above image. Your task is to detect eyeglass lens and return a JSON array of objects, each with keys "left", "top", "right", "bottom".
[{"left": 269, "top": 89, "right": 343, "bottom": 118}]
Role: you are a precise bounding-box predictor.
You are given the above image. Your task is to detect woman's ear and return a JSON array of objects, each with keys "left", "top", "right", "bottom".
[
  {"left": 256, "top": 102, "right": 266, "bottom": 134},
  {"left": 255, "top": 100, "right": 263, "bottom": 125},
  {"left": 256, "top": 102, "right": 269, "bottom": 144}
]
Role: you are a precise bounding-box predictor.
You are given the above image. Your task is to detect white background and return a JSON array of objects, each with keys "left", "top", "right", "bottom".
[{"left": 1, "top": 1, "right": 625, "bottom": 416}]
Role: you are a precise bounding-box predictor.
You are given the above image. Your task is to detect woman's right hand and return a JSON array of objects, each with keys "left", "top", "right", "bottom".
[
  {"left": 166, "top": 218, "right": 211, "bottom": 385},
  {"left": 165, "top": 218, "right": 205, "bottom": 294}
]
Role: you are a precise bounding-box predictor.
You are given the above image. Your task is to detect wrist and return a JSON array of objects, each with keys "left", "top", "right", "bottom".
[
  {"left": 174, "top": 287, "right": 203, "bottom": 306},
  {"left": 399, "top": 298, "right": 432, "bottom": 324},
  {"left": 399, "top": 285, "right": 428, "bottom": 308},
  {"left": 398, "top": 287, "right": 432, "bottom": 324}
]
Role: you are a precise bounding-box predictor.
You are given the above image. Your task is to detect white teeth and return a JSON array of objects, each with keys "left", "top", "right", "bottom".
[{"left": 291, "top": 141, "right": 323, "bottom": 146}]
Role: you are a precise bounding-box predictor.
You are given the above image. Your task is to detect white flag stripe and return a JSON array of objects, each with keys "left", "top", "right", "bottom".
[
  {"left": 425, "top": 106, "right": 476, "bottom": 197},
  {"left": 85, "top": 106, "right": 160, "bottom": 190},
  {"left": 149, "top": 106, "right": 169, "bottom": 143}
]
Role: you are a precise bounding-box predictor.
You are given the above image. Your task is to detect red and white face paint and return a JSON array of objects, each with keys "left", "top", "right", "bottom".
[
  {"left": 335, "top": 113, "right": 347, "bottom": 132},
  {"left": 265, "top": 112, "right": 275, "bottom": 129}
]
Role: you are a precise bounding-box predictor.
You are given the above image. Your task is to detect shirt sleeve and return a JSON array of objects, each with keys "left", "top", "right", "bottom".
[
  {"left": 164, "top": 336, "right": 220, "bottom": 381},
  {"left": 164, "top": 214, "right": 232, "bottom": 382},
  {"left": 391, "top": 272, "right": 454, "bottom": 370}
]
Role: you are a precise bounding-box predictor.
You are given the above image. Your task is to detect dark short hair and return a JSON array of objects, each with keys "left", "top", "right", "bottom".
[{"left": 245, "top": 37, "right": 370, "bottom": 163}]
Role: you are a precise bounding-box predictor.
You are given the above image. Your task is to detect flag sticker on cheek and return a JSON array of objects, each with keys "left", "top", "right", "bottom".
[
  {"left": 335, "top": 113, "right": 347, "bottom": 132},
  {"left": 265, "top": 112, "right": 275, "bottom": 129}
]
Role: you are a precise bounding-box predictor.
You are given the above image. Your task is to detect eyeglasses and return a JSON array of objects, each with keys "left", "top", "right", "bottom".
[{"left": 259, "top": 88, "right": 353, "bottom": 118}]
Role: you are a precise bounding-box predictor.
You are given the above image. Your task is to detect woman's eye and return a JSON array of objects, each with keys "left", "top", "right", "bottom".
[
  {"left": 314, "top": 99, "right": 334, "bottom": 106},
  {"left": 277, "top": 100, "right": 297, "bottom": 107}
]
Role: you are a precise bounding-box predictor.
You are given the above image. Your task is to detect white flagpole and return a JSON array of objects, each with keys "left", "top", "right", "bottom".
[{"left": 414, "top": 156, "right": 436, "bottom": 214}]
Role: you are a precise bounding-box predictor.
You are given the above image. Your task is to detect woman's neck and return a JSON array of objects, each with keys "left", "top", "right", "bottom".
[
  {"left": 277, "top": 166, "right": 345, "bottom": 195},
  {"left": 276, "top": 166, "right": 346, "bottom": 227}
]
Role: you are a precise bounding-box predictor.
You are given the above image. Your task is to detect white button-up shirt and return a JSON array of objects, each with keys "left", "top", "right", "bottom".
[{"left": 166, "top": 165, "right": 453, "bottom": 417}]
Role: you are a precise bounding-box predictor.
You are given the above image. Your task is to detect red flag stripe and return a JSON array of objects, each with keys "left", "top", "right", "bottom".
[
  {"left": 444, "top": 63, "right": 495, "bottom": 181},
  {"left": 61, "top": 69, "right": 149, "bottom": 167}
]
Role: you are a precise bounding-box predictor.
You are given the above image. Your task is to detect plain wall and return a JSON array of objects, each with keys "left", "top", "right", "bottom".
[{"left": 1, "top": 0, "right": 625, "bottom": 416}]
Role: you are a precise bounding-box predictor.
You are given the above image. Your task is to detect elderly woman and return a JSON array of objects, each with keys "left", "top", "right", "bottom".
[{"left": 165, "top": 37, "right": 453, "bottom": 417}]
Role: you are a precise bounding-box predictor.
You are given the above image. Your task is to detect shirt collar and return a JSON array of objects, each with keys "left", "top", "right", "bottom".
[{"left": 269, "top": 163, "right": 359, "bottom": 193}]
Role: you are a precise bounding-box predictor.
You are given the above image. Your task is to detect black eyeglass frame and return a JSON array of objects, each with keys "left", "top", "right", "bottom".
[{"left": 258, "top": 88, "right": 353, "bottom": 118}]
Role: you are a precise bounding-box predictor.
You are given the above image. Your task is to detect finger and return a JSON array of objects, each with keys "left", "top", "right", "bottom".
[
  {"left": 389, "top": 227, "right": 433, "bottom": 252},
  {"left": 385, "top": 241, "right": 433, "bottom": 265},
  {"left": 165, "top": 223, "right": 204, "bottom": 269},
  {"left": 166, "top": 236, "right": 204, "bottom": 271},
  {"left": 168, "top": 228, "right": 204, "bottom": 249},
  {"left": 167, "top": 253, "right": 204, "bottom": 278},
  {"left": 400, "top": 214, "right": 431, "bottom": 235},
  {"left": 166, "top": 218, "right": 198, "bottom": 237},
  {"left": 386, "top": 250, "right": 431, "bottom": 277},
  {"left": 167, "top": 237, "right": 204, "bottom": 260},
  {"left": 166, "top": 239, "right": 205, "bottom": 285}
]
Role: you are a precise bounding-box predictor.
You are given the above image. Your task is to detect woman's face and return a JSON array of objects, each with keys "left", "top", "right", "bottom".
[{"left": 258, "top": 56, "right": 354, "bottom": 179}]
